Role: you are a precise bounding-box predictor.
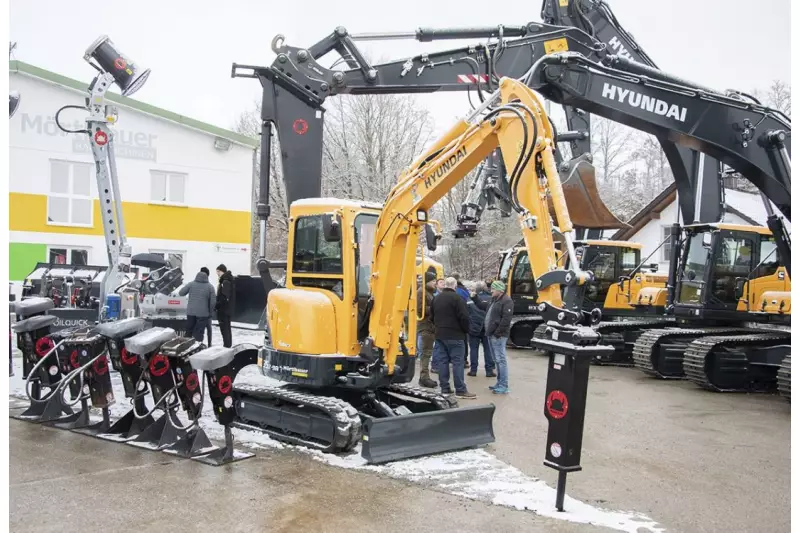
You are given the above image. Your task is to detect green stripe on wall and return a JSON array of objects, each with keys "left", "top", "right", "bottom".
[{"left": 10, "top": 243, "right": 46, "bottom": 281}]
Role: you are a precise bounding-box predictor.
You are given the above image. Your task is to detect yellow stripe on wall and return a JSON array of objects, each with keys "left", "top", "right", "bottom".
[{"left": 9, "top": 193, "right": 251, "bottom": 244}]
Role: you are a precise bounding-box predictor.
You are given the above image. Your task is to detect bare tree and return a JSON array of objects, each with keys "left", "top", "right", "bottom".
[{"left": 322, "top": 94, "right": 435, "bottom": 201}]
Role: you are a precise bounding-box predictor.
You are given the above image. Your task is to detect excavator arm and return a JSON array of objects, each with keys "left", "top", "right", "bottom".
[
  {"left": 526, "top": 52, "right": 791, "bottom": 274},
  {"left": 358, "top": 76, "right": 596, "bottom": 372},
  {"left": 541, "top": 0, "right": 724, "bottom": 225}
]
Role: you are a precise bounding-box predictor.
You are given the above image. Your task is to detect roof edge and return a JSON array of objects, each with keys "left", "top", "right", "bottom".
[{"left": 10, "top": 60, "right": 258, "bottom": 149}]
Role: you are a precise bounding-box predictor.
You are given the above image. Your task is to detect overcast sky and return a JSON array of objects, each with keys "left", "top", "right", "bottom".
[{"left": 10, "top": 0, "right": 791, "bottom": 136}]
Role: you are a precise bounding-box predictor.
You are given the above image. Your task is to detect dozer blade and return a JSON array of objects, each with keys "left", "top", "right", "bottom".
[
  {"left": 549, "top": 157, "right": 626, "bottom": 230},
  {"left": 361, "top": 404, "right": 495, "bottom": 464}
]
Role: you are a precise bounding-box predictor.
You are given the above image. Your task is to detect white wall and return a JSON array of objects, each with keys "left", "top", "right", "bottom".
[{"left": 9, "top": 72, "right": 253, "bottom": 211}]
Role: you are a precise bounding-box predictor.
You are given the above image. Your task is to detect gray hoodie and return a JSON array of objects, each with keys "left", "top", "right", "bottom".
[{"left": 179, "top": 271, "right": 216, "bottom": 318}]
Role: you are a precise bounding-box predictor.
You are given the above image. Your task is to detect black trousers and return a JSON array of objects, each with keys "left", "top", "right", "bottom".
[
  {"left": 186, "top": 315, "right": 209, "bottom": 343},
  {"left": 218, "top": 312, "right": 233, "bottom": 348}
]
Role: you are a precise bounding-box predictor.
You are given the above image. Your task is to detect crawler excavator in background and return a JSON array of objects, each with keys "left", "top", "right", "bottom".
[
  {"left": 521, "top": 51, "right": 790, "bottom": 392},
  {"left": 501, "top": 239, "right": 669, "bottom": 357},
  {"left": 227, "top": 76, "right": 612, "bottom": 463}
]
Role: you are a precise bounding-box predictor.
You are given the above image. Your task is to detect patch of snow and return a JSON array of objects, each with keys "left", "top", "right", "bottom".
[{"left": 8, "top": 347, "right": 663, "bottom": 533}]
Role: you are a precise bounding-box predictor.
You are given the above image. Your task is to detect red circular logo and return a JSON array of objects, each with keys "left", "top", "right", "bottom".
[
  {"left": 70, "top": 350, "right": 80, "bottom": 369},
  {"left": 35, "top": 337, "right": 54, "bottom": 357},
  {"left": 93, "top": 356, "right": 109, "bottom": 376},
  {"left": 149, "top": 354, "right": 170, "bottom": 377},
  {"left": 218, "top": 375, "right": 232, "bottom": 395},
  {"left": 114, "top": 57, "right": 127, "bottom": 70},
  {"left": 293, "top": 119, "right": 308, "bottom": 135},
  {"left": 546, "top": 390, "right": 569, "bottom": 420},
  {"left": 120, "top": 347, "right": 137, "bottom": 366},
  {"left": 94, "top": 131, "right": 108, "bottom": 146},
  {"left": 185, "top": 372, "right": 199, "bottom": 392}
]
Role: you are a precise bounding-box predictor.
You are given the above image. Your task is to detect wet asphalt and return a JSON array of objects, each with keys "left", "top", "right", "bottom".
[{"left": 10, "top": 346, "right": 791, "bottom": 533}]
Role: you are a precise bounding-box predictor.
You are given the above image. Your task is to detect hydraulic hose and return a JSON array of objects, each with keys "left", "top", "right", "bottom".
[
  {"left": 55, "top": 105, "right": 90, "bottom": 134},
  {"left": 24, "top": 340, "right": 66, "bottom": 403}
]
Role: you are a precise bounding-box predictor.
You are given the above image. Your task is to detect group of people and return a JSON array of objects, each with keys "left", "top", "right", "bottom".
[
  {"left": 179, "top": 264, "right": 235, "bottom": 347},
  {"left": 416, "top": 272, "right": 513, "bottom": 399}
]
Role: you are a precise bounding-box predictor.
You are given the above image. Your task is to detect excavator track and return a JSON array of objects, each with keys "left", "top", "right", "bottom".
[
  {"left": 777, "top": 355, "right": 791, "bottom": 402},
  {"left": 232, "top": 382, "right": 457, "bottom": 455},
  {"left": 233, "top": 384, "right": 362, "bottom": 454},
  {"left": 632, "top": 327, "right": 744, "bottom": 378},
  {"left": 531, "top": 319, "right": 672, "bottom": 367},
  {"left": 683, "top": 332, "right": 792, "bottom": 392},
  {"left": 384, "top": 383, "right": 457, "bottom": 410},
  {"left": 508, "top": 316, "right": 544, "bottom": 348}
]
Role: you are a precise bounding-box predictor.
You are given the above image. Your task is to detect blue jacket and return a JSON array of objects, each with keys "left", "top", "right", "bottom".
[
  {"left": 456, "top": 284, "right": 470, "bottom": 302},
  {"left": 466, "top": 290, "right": 492, "bottom": 336}
]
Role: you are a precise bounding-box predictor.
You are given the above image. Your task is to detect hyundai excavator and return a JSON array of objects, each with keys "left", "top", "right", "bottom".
[
  {"left": 501, "top": 239, "right": 668, "bottom": 356},
  {"left": 520, "top": 51, "right": 791, "bottom": 392},
  {"left": 226, "top": 75, "right": 611, "bottom": 462}
]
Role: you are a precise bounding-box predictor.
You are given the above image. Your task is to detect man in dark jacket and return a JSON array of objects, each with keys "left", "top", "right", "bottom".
[
  {"left": 179, "top": 269, "right": 216, "bottom": 343},
  {"left": 415, "top": 272, "right": 438, "bottom": 389},
  {"left": 466, "top": 282, "right": 496, "bottom": 377},
  {"left": 430, "top": 277, "right": 475, "bottom": 399},
  {"left": 215, "top": 264, "right": 235, "bottom": 348},
  {"left": 485, "top": 280, "right": 513, "bottom": 394}
]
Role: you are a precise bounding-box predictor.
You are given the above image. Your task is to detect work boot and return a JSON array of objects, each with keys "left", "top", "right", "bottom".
[
  {"left": 419, "top": 376, "right": 438, "bottom": 389},
  {"left": 486, "top": 371, "right": 497, "bottom": 378},
  {"left": 467, "top": 371, "right": 477, "bottom": 377},
  {"left": 456, "top": 391, "right": 477, "bottom": 399}
]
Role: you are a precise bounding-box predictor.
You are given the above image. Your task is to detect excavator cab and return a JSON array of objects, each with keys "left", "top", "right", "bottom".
[{"left": 675, "top": 223, "right": 790, "bottom": 322}]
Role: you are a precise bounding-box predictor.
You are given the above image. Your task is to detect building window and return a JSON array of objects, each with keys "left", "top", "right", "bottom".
[
  {"left": 661, "top": 226, "right": 672, "bottom": 262},
  {"left": 47, "top": 246, "right": 90, "bottom": 266},
  {"left": 47, "top": 160, "right": 93, "bottom": 227},
  {"left": 150, "top": 171, "right": 186, "bottom": 204}
]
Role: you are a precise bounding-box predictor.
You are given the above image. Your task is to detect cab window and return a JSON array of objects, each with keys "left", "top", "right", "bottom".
[
  {"left": 292, "top": 215, "right": 343, "bottom": 274},
  {"left": 354, "top": 214, "right": 379, "bottom": 297},
  {"left": 757, "top": 237, "right": 780, "bottom": 278}
]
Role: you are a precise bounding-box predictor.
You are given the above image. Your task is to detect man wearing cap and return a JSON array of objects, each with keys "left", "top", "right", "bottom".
[
  {"left": 215, "top": 264, "right": 235, "bottom": 348},
  {"left": 485, "top": 280, "right": 514, "bottom": 394},
  {"left": 415, "top": 272, "right": 439, "bottom": 389}
]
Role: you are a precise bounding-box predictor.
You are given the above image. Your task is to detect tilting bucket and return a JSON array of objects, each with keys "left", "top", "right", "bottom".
[
  {"left": 550, "top": 158, "right": 626, "bottom": 230},
  {"left": 361, "top": 404, "right": 496, "bottom": 464}
]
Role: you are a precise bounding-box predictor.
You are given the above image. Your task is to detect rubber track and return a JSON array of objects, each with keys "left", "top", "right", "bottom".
[
  {"left": 233, "top": 384, "right": 362, "bottom": 453},
  {"left": 632, "top": 327, "right": 743, "bottom": 377},
  {"left": 385, "top": 383, "right": 457, "bottom": 410},
  {"left": 508, "top": 316, "right": 543, "bottom": 348},
  {"left": 683, "top": 332, "right": 791, "bottom": 392},
  {"left": 777, "top": 355, "right": 791, "bottom": 401}
]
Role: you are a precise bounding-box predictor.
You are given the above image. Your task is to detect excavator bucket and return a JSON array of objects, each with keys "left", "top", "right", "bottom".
[
  {"left": 361, "top": 404, "right": 496, "bottom": 464},
  {"left": 549, "top": 157, "right": 627, "bottom": 230}
]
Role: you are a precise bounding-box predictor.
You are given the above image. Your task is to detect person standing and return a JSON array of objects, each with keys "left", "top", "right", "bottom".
[
  {"left": 179, "top": 268, "right": 216, "bottom": 343},
  {"left": 416, "top": 272, "right": 438, "bottom": 389},
  {"left": 466, "top": 282, "right": 496, "bottom": 377},
  {"left": 200, "top": 267, "right": 213, "bottom": 345},
  {"left": 215, "top": 264, "right": 235, "bottom": 348},
  {"left": 485, "top": 280, "right": 514, "bottom": 394},
  {"left": 452, "top": 273, "right": 471, "bottom": 302},
  {"left": 430, "top": 277, "right": 476, "bottom": 399}
]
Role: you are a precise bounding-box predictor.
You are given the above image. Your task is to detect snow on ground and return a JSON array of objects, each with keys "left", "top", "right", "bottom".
[{"left": 9, "top": 327, "right": 664, "bottom": 533}]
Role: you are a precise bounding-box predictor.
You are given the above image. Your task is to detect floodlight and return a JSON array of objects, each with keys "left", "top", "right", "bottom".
[
  {"left": 9, "top": 91, "right": 20, "bottom": 118},
  {"left": 84, "top": 35, "right": 151, "bottom": 97}
]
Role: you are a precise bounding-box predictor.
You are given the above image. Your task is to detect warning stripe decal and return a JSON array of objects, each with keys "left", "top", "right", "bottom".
[{"left": 457, "top": 74, "right": 489, "bottom": 84}]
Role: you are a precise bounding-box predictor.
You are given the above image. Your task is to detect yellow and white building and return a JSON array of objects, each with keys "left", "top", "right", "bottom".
[{"left": 9, "top": 60, "right": 256, "bottom": 296}]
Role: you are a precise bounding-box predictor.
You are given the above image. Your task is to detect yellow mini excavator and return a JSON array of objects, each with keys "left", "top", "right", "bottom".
[{"left": 229, "top": 76, "right": 610, "bottom": 463}]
